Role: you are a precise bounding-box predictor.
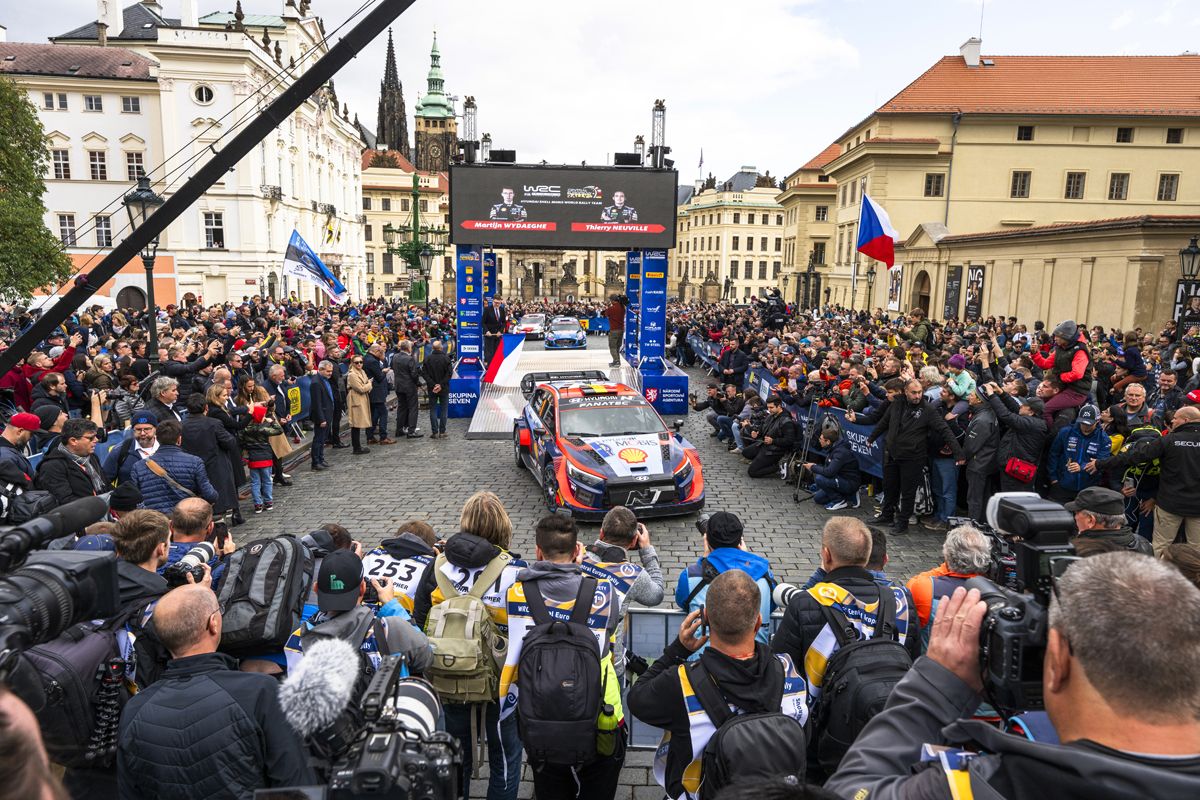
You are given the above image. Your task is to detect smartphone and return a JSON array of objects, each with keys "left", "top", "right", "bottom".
[{"left": 697, "top": 605, "right": 709, "bottom": 639}]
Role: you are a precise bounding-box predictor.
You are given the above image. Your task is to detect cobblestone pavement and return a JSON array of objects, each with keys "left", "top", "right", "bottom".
[{"left": 235, "top": 340, "right": 947, "bottom": 796}]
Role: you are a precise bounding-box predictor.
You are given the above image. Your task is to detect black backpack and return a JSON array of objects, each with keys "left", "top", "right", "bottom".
[
  {"left": 811, "top": 588, "right": 913, "bottom": 773},
  {"left": 687, "top": 658, "right": 807, "bottom": 798},
  {"left": 217, "top": 534, "right": 313, "bottom": 654},
  {"left": 516, "top": 577, "right": 603, "bottom": 766}
]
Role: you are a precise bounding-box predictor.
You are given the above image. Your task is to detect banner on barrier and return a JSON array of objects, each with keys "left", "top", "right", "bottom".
[{"left": 798, "top": 405, "right": 884, "bottom": 479}]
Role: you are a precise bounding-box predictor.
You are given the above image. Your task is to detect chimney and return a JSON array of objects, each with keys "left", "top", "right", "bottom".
[
  {"left": 960, "top": 37, "right": 981, "bottom": 68},
  {"left": 181, "top": 0, "right": 198, "bottom": 27},
  {"left": 97, "top": 0, "right": 124, "bottom": 39},
  {"left": 0, "top": 25, "right": 7, "bottom": 43}
]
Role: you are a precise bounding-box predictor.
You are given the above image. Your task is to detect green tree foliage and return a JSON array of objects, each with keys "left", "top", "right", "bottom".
[{"left": 0, "top": 76, "right": 74, "bottom": 302}]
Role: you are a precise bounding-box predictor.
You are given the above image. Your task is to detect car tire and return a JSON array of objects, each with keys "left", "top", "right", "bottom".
[
  {"left": 542, "top": 461, "right": 559, "bottom": 511},
  {"left": 513, "top": 426, "right": 525, "bottom": 468}
]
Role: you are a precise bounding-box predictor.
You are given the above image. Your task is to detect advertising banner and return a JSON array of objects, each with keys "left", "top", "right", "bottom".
[
  {"left": 798, "top": 406, "right": 884, "bottom": 479},
  {"left": 447, "top": 375, "right": 480, "bottom": 418},
  {"left": 638, "top": 249, "right": 668, "bottom": 372},
  {"left": 1173, "top": 280, "right": 1200, "bottom": 339},
  {"left": 449, "top": 165, "right": 678, "bottom": 250},
  {"left": 624, "top": 252, "right": 641, "bottom": 365},
  {"left": 483, "top": 250, "right": 497, "bottom": 298},
  {"left": 456, "top": 245, "right": 484, "bottom": 371},
  {"left": 887, "top": 264, "right": 903, "bottom": 311},
  {"left": 964, "top": 265, "right": 986, "bottom": 321},
  {"left": 641, "top": 368, "right": 689, "bottom": 416},
  {"left": 944, "top": 264, "right": 963, "bottom": 321}
]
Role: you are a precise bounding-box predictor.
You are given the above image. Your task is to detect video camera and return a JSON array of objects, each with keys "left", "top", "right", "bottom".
[{"left": 960, "top": 493, "right": 1077, "bottom": 713}]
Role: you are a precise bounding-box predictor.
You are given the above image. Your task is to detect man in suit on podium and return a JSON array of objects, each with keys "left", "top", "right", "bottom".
[{"left": 482, "top": 295, "right": 508, "bottom": 367}]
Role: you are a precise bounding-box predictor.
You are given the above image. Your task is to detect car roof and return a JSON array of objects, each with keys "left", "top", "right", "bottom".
[
  {"left": 550, "top": 317, "right": 579, "bottom": 324},
  {"left": 545, "top": 382, "right": 641, "bottom": 400}
]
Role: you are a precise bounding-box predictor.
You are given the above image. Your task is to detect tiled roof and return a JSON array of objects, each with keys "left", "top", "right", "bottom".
[
  {"left": 937, "top": 214, "right": 1200, "bottom": 244},
  {"left": 55, "top": 2, "right": 179, "bottom": 42},
  {"left": 879, "top": 55, "right": 1200, "bottom": 117},
  {"left": 361, "top": 148, "right": 417, "bottom": 173},
  {"left": 800, "top": 143, "right": 842, "bottom": 171},
  {"left": 0, "top": 42, "right": 156, "bottom": 80}
]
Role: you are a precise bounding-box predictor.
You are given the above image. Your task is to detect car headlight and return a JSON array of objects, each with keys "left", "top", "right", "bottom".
[
  {"left": 567, "top": 461, "right": 604, "bottom": 488},
  {"left": 674, "top": 457, "right": 694, "bottom": 483}
]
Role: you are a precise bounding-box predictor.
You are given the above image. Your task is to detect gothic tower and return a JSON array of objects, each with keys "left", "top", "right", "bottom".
[
  {"left": 375, "top": 29, "right": 410, "bottom": 157},
  {"left": 413, "top": 32, "right": 457, "bottom": 172}
]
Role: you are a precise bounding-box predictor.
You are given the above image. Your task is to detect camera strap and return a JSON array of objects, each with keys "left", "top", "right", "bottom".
[{"left": 144, "top": 459, "right": 196, "bottom": 499}]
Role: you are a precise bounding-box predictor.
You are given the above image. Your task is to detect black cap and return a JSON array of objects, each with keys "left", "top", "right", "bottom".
[
  {"left": 316, "top": 550, "right": 364, "bottom": 612},
  {"left": 1065, "top": 486, "right": 1126, "bottom": 516},
  {"left": 704, "top": 511, "right": 744, "bottom": 549}
]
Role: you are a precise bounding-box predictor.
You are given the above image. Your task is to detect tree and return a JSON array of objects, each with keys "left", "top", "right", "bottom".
[{"left": 0, "top": 77, "right": 74, "bottom": 302}]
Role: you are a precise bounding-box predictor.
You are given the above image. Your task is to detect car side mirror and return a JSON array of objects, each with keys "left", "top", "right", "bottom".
[
  {"left": 530, "top": 418, "right": 547, "bottom": 436},
  {"left": 672, "top": 419, "right": 684, "bottom": 433}
]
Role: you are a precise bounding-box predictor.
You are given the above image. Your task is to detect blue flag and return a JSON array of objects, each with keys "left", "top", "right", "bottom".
[{"left": 282, "top": 230, "right": 348, "bottom": 303}]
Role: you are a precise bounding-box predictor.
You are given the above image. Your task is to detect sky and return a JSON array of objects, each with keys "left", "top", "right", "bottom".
[{"left": 6, "top": 0, "right": 1200, "bottom": 183}]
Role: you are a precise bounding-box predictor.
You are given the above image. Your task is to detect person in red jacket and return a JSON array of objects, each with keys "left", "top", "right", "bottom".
[
  {"left": 1032, "top": 319, "right": 1092, "bottom": 427},
  {"left": 1, "top": 332, "right": 80, "bottom": 412}
]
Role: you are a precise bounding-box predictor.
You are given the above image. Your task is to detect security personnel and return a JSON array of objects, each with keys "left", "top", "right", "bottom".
[
  {"left": 489, "top": 187, "right": 527, "bottom": 221},
  {"left": 601, "top": 191, "right": 638, "bottom": 222}
]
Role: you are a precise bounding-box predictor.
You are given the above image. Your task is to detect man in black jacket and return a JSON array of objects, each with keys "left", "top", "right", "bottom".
[
  {"left": 745, "top": 395, "right": 798, "bottom": 478},
  {"left": 117, "top": 584, "right": 314, "bottom": 799},
  {"left": 145, "top": 376, "right": 183, "bottom": 423},
  {"left": 962, "top": 388, "right": 1000, "bottom": 524},
  {"left": 982, "top": 383, "right": 1048, "bottom": 492},
  {"left": 181, "top": 394, "right": 240, "bottom": 519},
  {"left": 309, "top": 360, "right": 336, "bottom": 470},
  {"left": 363, "top": 344, "right": 393, "bottom": 445},
  {"left": 390, "top": 340, "right": 423, "bottom": 438},
  {"left": 421, "top": 340, "right": 453, "bottom": 439},
  {"left": 160, "top": 340, "right": 223, "bottom": 401},
  {"left": 803, "top": 426, "right": 862, "bottom": 510},
  {"left": 718, "top": 337, "right": 749, "bottom": 388},
  {"left": 34, "top": 418, "right": 107, "bottom": 503},
  {"left": 868, "top": 379, "right": 965, "bottom": 535}
]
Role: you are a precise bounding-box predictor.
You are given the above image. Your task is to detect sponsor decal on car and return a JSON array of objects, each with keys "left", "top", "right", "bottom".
[{"left": 618, "top": 447, "right": 648, "bottom": 464}]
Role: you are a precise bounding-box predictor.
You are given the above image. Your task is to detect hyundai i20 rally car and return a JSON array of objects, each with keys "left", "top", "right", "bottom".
[
  {"left": 513, "top": 372, "right": 704, "bottom": 519},
  {"left": 544, "top": 316, "right": 587, "bottom": 350}
]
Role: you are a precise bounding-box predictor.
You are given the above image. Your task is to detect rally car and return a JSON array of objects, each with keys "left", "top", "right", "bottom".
[
  {"left": 513, "top": 313, "right": 547, "bottom": 340},
  {"left": 513, "top": 372, "right": 704, "bottom": 519},
  {"left": 543, "top": 316, "right": 587, "bottom": 349}
]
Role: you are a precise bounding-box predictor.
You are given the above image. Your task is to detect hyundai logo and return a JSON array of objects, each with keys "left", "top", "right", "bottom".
[{"left": 634, "top": 475, "right": 649, "bottom": 482}]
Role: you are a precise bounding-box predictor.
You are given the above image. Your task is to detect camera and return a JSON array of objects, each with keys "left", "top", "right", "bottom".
[
  {"left": 163, "top": 542, "right": 216, "bottom": 588},
  {"left": 772, "top": 582, "right": 802, "bottom": 609},
  {"left": 967, "top": 493, "right": 1077, "bottom": 712},
  {"left": 695, "top": 513, "right": 711, "bottom": 537}
]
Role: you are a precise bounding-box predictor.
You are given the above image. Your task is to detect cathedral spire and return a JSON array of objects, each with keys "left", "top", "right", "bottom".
[{"left": 375, "top": 28, "right": 410, "bottom": 158}]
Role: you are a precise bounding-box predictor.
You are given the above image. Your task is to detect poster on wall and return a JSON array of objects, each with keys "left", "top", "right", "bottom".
[
  {"left": 887, "top": 264, "right": 903, "bottom": 311},
  {"left": 943, "top": 265, "right": 963, "bottom": 321},
  {"left": 964, "top": 265, "right": 985, "bottom": 321},
  {"left": 1175, "top": 280, "right": 1200, "bottom": 339}
]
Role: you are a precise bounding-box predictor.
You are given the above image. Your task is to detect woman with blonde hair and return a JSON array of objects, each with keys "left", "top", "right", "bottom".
[{"left": 346, "top": 353, "right": 373, "bottom": 455}]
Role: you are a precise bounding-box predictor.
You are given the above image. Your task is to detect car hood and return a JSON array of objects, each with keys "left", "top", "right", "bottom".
[{"left": 566, "top": 433, "right": 670, "bottom": 478}]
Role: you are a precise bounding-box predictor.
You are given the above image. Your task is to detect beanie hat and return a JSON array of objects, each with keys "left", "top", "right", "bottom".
[
  {"left": 1052, "top": 320, "right": 1079, "bottom": 341},
  {"left": 108, "top": 482, "right": 143, "bottom": 512},
  {"left": 704, "top": 511, "right": 744, "bottom": 549},
  {"left": 35, "top": 406, "right": 61, "bottom": 430},
  {"left": 948, "top": 354, "right": 967, "bottom": 369},
  {"left": 131, "top": 410, "right": 159, "bottom": 428},
  {"left": 8, "top": 412, "right": 40, "bottom": 432},
  {"left": 250, "top": 405, "right": 268, "bottom": 424}
]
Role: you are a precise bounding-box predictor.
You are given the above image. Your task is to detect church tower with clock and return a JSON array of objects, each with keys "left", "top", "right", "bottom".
[{"left": 413, "top": 33, "right": 457, "bottom": 172}]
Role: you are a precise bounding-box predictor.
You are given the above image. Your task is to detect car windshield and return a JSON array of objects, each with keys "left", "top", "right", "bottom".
[
  {"left": 550, "top": 321, "right": 578, "bottom": 331},
  {"left": 520, "top": 315, "right": 545, "bottom": 325},
  {"left": 559, "top": 404, "right": 665, "bottom": 437}
]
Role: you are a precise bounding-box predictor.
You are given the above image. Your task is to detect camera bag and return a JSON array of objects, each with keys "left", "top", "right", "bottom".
[
  {"left": 423, "top": 552, "right": 510, "bottom": 704},
  {"left": 516, "top": 577, "right": 603, "bottom": 766},
  {"left": 811, "top": 588, "right": 913, "bottom": 773},
  {"left": 217, "top": 534, "right": 312, "bottom": 653}
]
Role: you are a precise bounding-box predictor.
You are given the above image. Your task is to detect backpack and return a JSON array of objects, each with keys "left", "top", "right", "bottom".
[
  {"left": 516, "top": 576, "right": 604, "bottom": 766},
  {"left": 811, "top": 589, "right": 913, "bottom": 773},
  {"left": 913, "top": 467, "right": 935, "bottom": 517},
  {"left": 687, "top": 658, "right": 807, "bottom": 798},
  {"left": 16, "top": 598, "right": 150, "bottom": 768},
  {"left": 0, "top": 484, "right": 57, "bottom": 524},
  {"left": 423, "top": 552, "right": 511, "bottom": 704},
  {"left": 217, "top": 534, "right": 313, "bottom": 654}
]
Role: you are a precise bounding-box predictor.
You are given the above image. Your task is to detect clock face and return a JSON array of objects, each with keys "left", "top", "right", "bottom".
[{"left": 429, "top": 144, "right": 442, "bottom": 160}]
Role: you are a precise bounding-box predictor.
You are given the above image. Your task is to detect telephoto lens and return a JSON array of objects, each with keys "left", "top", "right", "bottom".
[
  {"left": 772, "top": 582, "right": 802, "bottom": 609},
  {"left": 163, "top": 542, "right": 216, "bottom": 587}
]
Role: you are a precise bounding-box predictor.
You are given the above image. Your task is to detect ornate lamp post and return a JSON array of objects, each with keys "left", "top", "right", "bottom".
[
  {"left": 866, "top": 264, "right": 877, "bottom": 309},
  {"left": 1181, "top": 235, "right": 1200, "bottom": 279},
  {"left": 804, "top": 249, "right": 816, "bottom": 309},
  {"left": 383, "top": 172, "right": 448, "bottom": 309},
  {"left": 122, "top": 175, "right": 165, "bottom": 367}
]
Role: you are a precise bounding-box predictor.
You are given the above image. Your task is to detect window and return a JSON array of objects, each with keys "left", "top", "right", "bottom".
[
  {"left": 42, "top": 92, "right": 54, "bottom": 110},
  {"left": 51, "top": 149, "right": 70, "bottom": 179},
  {"left": 202, "top": 212, "right": 225, "bottom": 248},
  {"left": 1158, "top": 173, "right": 1180, "bottom": 202},
  {"left": 748, "top": 213, "right": 755, "bottom": 225},
  {"left": 730, "top": 260, "right": 738, "bottom": 277},
  {"left": 121, "top": 96, "right": 141, "bottom": 114},
  {"left": 1108, "top": 173, "right": 1129, "bottom": 201},
  {"left": 774, "top": 237, "right": 782, "bottom": 252},
  {"left": 744, "top": 262, "right": 753, "bottom": 280},
  {"left": 125, "top": 152, "right": 144, "bottom": 181},
  {"left": 58, "top": 214, "right": 76, "bottom": 245},
  {"left": 746, "top": 237, "right": 754, "bottom": 251},
  {"left": 1116, "top": 127, "right": 1134, "bottom": 143},
  {"left": 1167, "top": 128, "right": 1184, "bottom": 144},
  {"left": 382, "top": 252, "right": 394, "bottom": 274},
  {"left": 815, "top": 205, "right": 828, "bottom": 222},
  {"left": 813, "top": 242, "right": 826, "bottom": 265},
  {"left": 56, "top": 93, "right": 67, "bottom": 110},
  {"left": 1064, "top": 171, "right": 1086, "bottom": 199},
  {"left": 88, "top": 151, "right": 107, "bottom": 181},
  {"left": 836, "top": 229, "right": 844, "bottom": 264},
  {"left": 732, "top": 235, "right": 739, "bottom": 250},
  {"left": 1010, "top": 170, "right": 1031, "bottom": 198},
  {"left": 420, "top": 199, "right": 429, "bottom": 212},
  {"left": 1016, "top": 125, "right": 1034, "bottom": 141},
  {"left": 366, "top": 253, "right": 375, "bottom": 274},
  {"left": 758, "top": 261, "right": 768, "bottom": 280},
  {"left": 367, "top": 282, "right": 374, "bottom": 296},
  {"left": 818, "top": 174, "right": 830, "bottom": 182},
  {"left": 193, "top": 85, "right": 214, "bottom": 104},
  {"left": 362, "top": 197, "right": 372, "bottom": 210},
  {"left": 732, "top": 212, "right": 740, "bottom": 224},
  {"left": 840, "top": 185, "right": 847, "bottom": 206},
  {"left": 776, "top": 214, "right": 783, "bottom": 225},
  {"left": 94, "top": 215, "right": 112, "bottom": 247},
  {"left": 400, "top": 198, "right": 410, "bottom": 212},
  {"left": 772, "top": 261, "right": 781, "bottom": 278},
  {"left": 384, "top": 283, "right": 393, "bottom": 296},
  {"left": 924, "top": 173, "right": 945, "bottom": 197},
  {"left": 760, "top": 237, "right": 768, "bottom": 250},
  {"left": 83, "top": 94, "right": 102, "bottom": 112},
  {"left": 382, "top": 198, "right": 391, "bottom": 211},
  {"left": 364, "top": 224, "right": 372, "bottom": 242}
]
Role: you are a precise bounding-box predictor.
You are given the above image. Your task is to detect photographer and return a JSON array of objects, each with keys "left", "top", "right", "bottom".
[
  {"left": 161, "top": 498, "right": 235, "bottom": 590},
  {"left": 802, "top": 424, "right": 862, "bottom": 511},
  {"left": 827, "top": 555, "right": 1200, "bottom": 800},
  {"left": 745, "top": 394, "right": 798, "bottom": 479},
  {"left": 605, "top": 294, "right": 626, "bottom": 367},
  {"left": 982, "top": 382, "right": 1048, "bottom": 492}
]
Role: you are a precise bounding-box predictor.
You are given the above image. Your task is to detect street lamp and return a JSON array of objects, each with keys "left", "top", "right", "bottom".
[
  {"left": 866, "top": 264, "right": 877, "bottom": 308},
  {"left": 382, "top": 173, "right": 448, "bottom": 309},
  {"left": 805, "top": 249, "right": 816, "bottom": 309},
  {"left": 1181, "top": 235, "right": 1200, "bottom": 279},
  {"left": 123, "top": 175, "right": 165, "bottom": 367}
]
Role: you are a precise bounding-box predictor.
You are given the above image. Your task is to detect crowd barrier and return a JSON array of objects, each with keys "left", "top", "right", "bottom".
[{"left": 579, "top": 317, "right": 610, "bottom": 334}]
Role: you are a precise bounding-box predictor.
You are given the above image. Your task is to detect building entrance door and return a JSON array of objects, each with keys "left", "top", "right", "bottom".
[{"left": 912, "top": 270, "right": 932, "bottom": 315}]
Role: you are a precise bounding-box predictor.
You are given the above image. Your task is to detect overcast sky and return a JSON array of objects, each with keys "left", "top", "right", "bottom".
[{"left": 6, "top": 0, "right": 1200, "bottom": 182}]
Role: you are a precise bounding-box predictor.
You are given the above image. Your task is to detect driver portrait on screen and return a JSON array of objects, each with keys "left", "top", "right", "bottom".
[
  {"left": 489, "top": 187, "right": 527, "bottom": 221},
  {"left": 600, "top": 190, "right": 638, "bottom": 223}
]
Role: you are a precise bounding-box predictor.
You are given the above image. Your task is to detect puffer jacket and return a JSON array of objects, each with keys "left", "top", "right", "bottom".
[
  {"left": 1047, "top": 422, "right": 1112, "bottom": 492},
  {"left": 129, "top": 444, "right": 218, "bottom": 513},
  {"left": 812, "top": 436, "right": 862, "bottom": 487},
  {"left": 117, "top": 652, "right": 314, "bottom": 799}
]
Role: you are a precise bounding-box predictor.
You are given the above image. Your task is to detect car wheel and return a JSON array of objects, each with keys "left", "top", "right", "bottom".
[
  {"left": 542, "top": 462, "right": 559, "bottom": 510},
  {"left": 513, "top": 427, "right": 525, "bottom": 468}
]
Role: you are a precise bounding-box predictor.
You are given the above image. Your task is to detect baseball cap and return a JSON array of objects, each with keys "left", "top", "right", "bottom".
[
  {"left": 1020, "top": 396, "right": 1045, "bottom": 416},
  {"left": 1077, "top": 404, "right": 1100, "bottom": 426},
  {"left": 8, "top": 412, "right": 40, "bottom": 432},
  {"left": 48, "top": 346, "right": 65, "bottom": 360},
  {"left": 704, "top": 511, "right": 744, "bottom": 549},
  {"left": 1065, "top": 486, "right": 1126, "bottom": 516},
  {"left": 316, "top": 550, "right": 364, "bottom": 612},
  {"left": 1187, "top": 389, "right": 1200, "bottom": 405}
]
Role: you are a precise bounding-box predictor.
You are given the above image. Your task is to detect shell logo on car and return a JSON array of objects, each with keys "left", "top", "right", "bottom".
[{"left": 618, "top": 447, "right": 648, "bottom": 464}]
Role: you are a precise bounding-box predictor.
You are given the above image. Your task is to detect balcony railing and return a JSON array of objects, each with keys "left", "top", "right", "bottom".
[{"left": 260, "top": 184, "right": 282, "bottom": 201}]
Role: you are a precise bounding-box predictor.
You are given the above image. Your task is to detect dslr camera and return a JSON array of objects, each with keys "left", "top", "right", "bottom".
[
  {"left": 163, "top": 542, "right": 216, "bottom": 588},
  {"left": 962, "top": 493, "right": 1077, "bottom": 713}
]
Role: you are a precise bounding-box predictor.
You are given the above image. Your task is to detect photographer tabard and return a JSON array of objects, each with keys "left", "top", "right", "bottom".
[{"left": 827, "top": 529, "right": 1200, "bottom": 796}]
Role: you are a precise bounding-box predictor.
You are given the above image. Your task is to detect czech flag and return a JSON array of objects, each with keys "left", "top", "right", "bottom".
[{"left": 856, "top": 193, "right": 900, "bottom": 268}]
